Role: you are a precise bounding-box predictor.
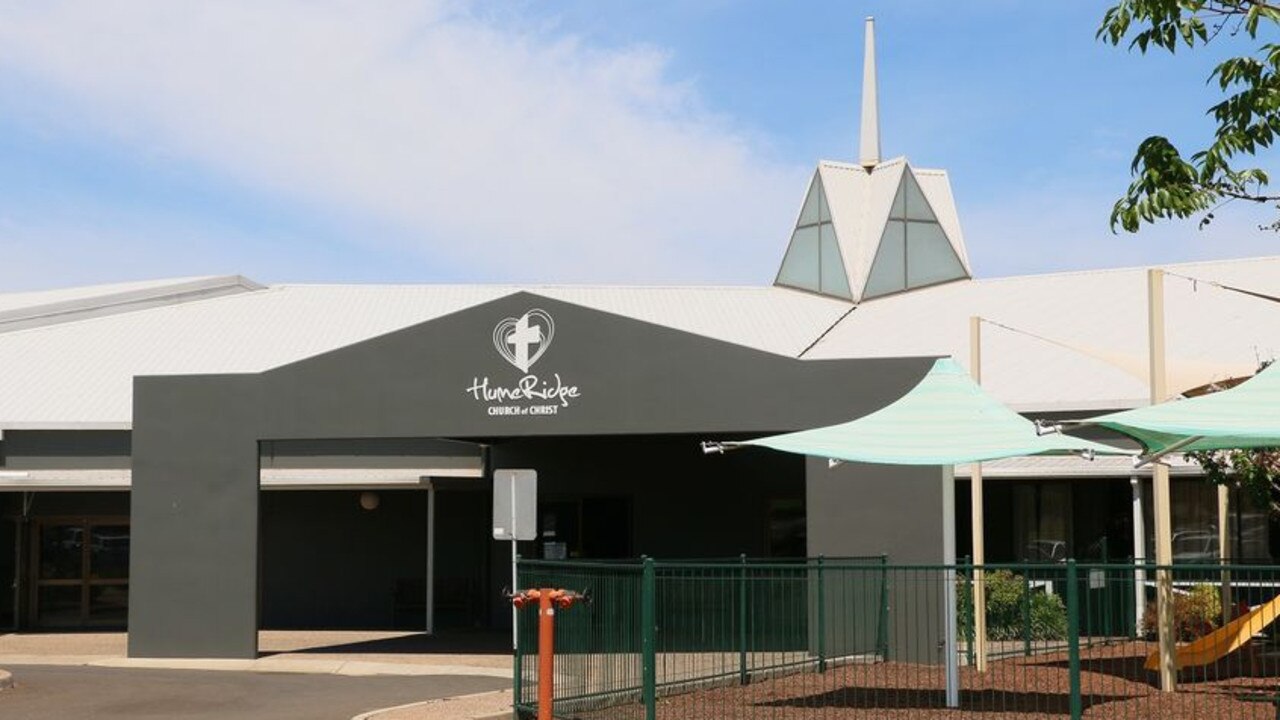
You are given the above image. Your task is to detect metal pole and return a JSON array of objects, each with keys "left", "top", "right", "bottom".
[
  {"left": 943, "top": 465, "right": 960, "bottom": 708},
  {"left": 511, "top": 477, "right": 519, "bottom": 651},
  {"left": 968, "top": 315, "right": 989, "bottom": 672},
  {"left": 817, "top": 555, "right": 827, "bottom": 673},
  {"left": 1101, "top": 536, "right": 1112, "bottom": 637},
  {"left": 1131, "top": 474, "right": 1146, "bottom": 637},
  {"left": 876, "top": 554, "right": 889, "bottom": 660},
  {"left": 1066, "top": 559, "right": 1083, "bottom": 720},
  {"left": 511, "top": 541, "right": 519, "bottom": 650},
  {"left": 536, "top": 591, "right": 556, "bottom": 720},
  {"left": 426, "top": 480, "right": 436, "bottom": 635},
  {"left": 738, "top": 553, "right": 748, "bottom": 685},
  {"left": 1022, "top": 573, "right": 1032, "bottom": 657},
  {"left": 642, "top": 557, "right": 657, "bottom": 720},
  {"left": 1148, "top": 268, "right": 1177, "bottom": 692}
]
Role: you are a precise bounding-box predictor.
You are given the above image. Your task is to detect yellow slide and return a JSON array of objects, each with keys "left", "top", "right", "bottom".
[{"left": 1145, "top": 593, "right": 1280, "bottom": 670}]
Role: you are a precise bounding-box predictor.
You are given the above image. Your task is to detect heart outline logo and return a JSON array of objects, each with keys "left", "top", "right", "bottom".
[{"left": 492, "top": 309, "right": 555, "bottom": 373}]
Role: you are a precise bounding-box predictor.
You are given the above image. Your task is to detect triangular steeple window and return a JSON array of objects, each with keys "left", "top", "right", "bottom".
[
  {"left": 863, "top": 170, "right": 966, "bottom": 299},
  {"left": 775, "top": 172, "right": 852, "bottom": 300}
]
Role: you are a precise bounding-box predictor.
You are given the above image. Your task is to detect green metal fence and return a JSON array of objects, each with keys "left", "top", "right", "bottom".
[{"left": 515, "top": 558, "right": 1280, "bottom": 719}]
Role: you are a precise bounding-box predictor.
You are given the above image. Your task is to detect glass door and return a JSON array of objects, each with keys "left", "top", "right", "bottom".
[{"left": 32, "top": 519, "right": 129, "bottom": 628}]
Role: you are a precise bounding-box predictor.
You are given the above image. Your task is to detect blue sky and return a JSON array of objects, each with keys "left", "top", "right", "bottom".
[{"left": 0, "top": 1, "right": 1276, "bottom": 291}]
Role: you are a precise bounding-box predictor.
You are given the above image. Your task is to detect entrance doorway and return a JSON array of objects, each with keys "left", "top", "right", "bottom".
[{"left": 30, "top": 518, "right": 129, "bottom": 628}]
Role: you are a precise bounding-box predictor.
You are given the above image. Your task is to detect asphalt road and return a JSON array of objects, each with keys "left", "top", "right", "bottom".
[{"left": 0, "top": 665, "right": 507, "bottom": 719}]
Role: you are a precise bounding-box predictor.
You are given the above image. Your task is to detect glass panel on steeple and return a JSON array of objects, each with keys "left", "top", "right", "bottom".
[
  {"left": 776, "top": 170, "right": 853, "bottom": 299},
  {"left": 776, "top": 225, "right": 821, "bottom": 293},
  {"left": 863, "top": 169, "right": 967, "bottom": 300},
  {"left": 819, "top": 224, "right": 852, "bottom": 299},
  {"left": 906, "top": 222, "right": 966, "bottom": 287},
  {"left": 890, "top": 179, "right": 906, "bottom": 218},
  {"left": 798, "top": 174, "right": 822, "bottom": 226},
  {"left": 863, "top": 220, "right": 905, "bottom": 298},
  {"left": 903, "top": 172, "right": 937, "bottom": 221}
]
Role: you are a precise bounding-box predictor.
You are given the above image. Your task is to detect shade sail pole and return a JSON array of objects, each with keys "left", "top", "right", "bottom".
[
  {"left": 969, "top": 316, "right": 988, "bottom": 672},
  {"left": 943, "top": 465, "right": 960, "bottom": 708},
  {"left": 1131, "top": 474, "right": 1147, "bottom": 635},
  {"left": 1148, "top": 268, "right": 1177, "bottom": 692},
  {"left": 1218, "top": 485, "right": 1232, "bottom": 627}
]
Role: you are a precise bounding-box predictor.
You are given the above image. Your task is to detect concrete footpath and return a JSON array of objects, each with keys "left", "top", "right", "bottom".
[
  {"left": 0, "top": 630, "right": 515, "bottom": 720},
  {"left": 0, "top": 630, "right": 512, "bottom": 678},
  {"left": 353, "top": 689, "right": 512, "bottom": 720}
]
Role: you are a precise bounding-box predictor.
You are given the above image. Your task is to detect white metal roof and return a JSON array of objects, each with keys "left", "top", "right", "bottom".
[
  {"left": 0, "top": 276, "right": 217, "bottom": 313},
  {"left": 0, "top": 255, "right": 1275, "bottom": 428},
  {"left": 0, "top": 283, "right": 850, "bottom": 427},
  {"left": 0, "top": 275, "right": 262, "bottom": 333},
  {"left": 806, "top": 255, "right": 1280, "bottom": 411}
]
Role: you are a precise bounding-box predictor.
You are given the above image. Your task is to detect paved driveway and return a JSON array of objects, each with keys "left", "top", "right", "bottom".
[{"left": 0, "top": 665, "right": 507, "bottom": 720}]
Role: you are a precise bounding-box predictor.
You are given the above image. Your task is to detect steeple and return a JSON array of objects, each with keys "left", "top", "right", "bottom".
[
  {"left": 858, "top": 17, "right": 880, "bottom": 170},
  {"left": 774, "top": 20, "right": 973, "bottom": 303}
]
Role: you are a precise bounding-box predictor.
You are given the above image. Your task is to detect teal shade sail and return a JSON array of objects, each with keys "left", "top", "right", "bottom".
[
  {"left": 739, "top": 358, "right": 1129, "bottom": 465},
  {"left": 1086, "top": 362, "right": 1280, "bottom": 457}
]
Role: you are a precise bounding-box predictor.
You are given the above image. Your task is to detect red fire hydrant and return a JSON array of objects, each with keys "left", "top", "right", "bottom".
[{"left": 511, "top": 588, "right": 587, "bottom": 720}]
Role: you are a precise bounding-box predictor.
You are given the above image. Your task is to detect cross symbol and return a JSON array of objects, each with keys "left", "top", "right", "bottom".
[{"left": 506, "top": 313, "right": 544, "bottom": 373}]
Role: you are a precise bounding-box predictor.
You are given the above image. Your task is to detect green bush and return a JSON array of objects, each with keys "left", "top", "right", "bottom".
[
  {"left": 1142, "top": 583, "right": 1221, "bottom": 641},
  {"left": 958, "top": 569, "right": 1068, "bottom": 641}
]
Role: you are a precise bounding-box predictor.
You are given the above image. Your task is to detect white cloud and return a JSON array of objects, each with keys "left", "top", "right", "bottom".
[{"left": 0, "top": 1, "right": 805, "bottom": 284}]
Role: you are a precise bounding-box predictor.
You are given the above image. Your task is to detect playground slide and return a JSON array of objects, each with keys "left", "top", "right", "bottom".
[{"left": 1145, "top": 593, "right": 1280, "bottom": 671}]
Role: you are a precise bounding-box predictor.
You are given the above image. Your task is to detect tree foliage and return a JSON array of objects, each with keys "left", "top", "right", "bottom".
[
  {"left": 1098, "top": 1, "right": 1280, "bottom": 231},
  {"left": 1187, "top": 446, "right": 1280, "bottom": 512}
]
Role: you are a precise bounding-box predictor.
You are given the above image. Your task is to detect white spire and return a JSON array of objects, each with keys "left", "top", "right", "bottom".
[{"left": 858, "top": 16, "right": 880, "bottom": 170}]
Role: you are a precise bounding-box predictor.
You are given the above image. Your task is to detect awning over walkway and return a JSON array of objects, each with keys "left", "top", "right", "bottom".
[
  {"left": 1086, "top": 361, "right": 1280, "bottom": 458},
  {"left": 0, "top": 466, "right": 483, "bottom": 492},
  {"left": 728, "top": 358, "right": 1129, "bottom": 465}
]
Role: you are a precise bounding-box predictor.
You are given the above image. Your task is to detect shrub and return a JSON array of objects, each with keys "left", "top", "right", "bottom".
[
  {"left": 1142, "top": 583, "right": 1222, "bottom": 641},
  {"left": 958, "top": 569, "right": 1068, "bottom": 641}
]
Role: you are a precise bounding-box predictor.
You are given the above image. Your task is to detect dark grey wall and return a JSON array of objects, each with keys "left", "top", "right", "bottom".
[
  {"left": 806, "top": 458, "right": 950, "bottom": 664},
  {"left": 2, "top": 431, "right": 131, "bottom": 469},
  {"left": 261, "top": 438, "right": 480, "bottom": 470},
  {"left": 130, "top": 292, "right": 934, "bottom": 658},
  {"left": 129, "top": 375, "right": 261, "bottom": 659}
]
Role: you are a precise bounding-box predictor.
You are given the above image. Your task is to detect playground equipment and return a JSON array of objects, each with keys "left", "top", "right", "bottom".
[
  {"left": 1145, "top": 593, "right": 1280, "bottom": 670},
  {"left": 510, "top": 587, "right": 589, "bottom": 720}
]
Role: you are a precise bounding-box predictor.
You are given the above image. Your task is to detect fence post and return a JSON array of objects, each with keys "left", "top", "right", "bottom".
[
  {"left": 817, "top": 555, "right": 827, "bottom": 673},
  {"left": 738, "top": 553, "right": 748, "bottom": 685},
  {"left": 642, "top": 557, "right": 657, "bottom": 720},
  {"left": 1022, "top": 571, "right": 1033, "bottom": 657},
  {"left": 876, "top": 554, "right": 889, "bottom": 660},
  {"left": 1066, "top": 559, "right": 1083, "bottom": 720},
  {"left": 1100, "top": 538, "right": 1112, "bottom": 638}
]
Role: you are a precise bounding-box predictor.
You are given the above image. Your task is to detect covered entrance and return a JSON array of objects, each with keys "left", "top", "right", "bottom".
[{"left": 127, "top": 292, "right": 933, "bottom": 658}]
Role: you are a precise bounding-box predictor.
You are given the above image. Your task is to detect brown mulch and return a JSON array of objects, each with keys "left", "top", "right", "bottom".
[{"left": 578, "top": 642, "right": 1280, "bottom": 719}]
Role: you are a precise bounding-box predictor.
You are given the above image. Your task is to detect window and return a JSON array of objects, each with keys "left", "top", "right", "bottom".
[
  {"left": 863, "top": 170, "right": 967, "bottom": 299},
  {"left": 775, "top": 172, "right": 853, "bottom": 299}
]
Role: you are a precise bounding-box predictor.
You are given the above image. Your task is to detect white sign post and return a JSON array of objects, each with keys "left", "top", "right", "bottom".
[{"left": 493, "top": 469, "right": 537, "bottom": 649}]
